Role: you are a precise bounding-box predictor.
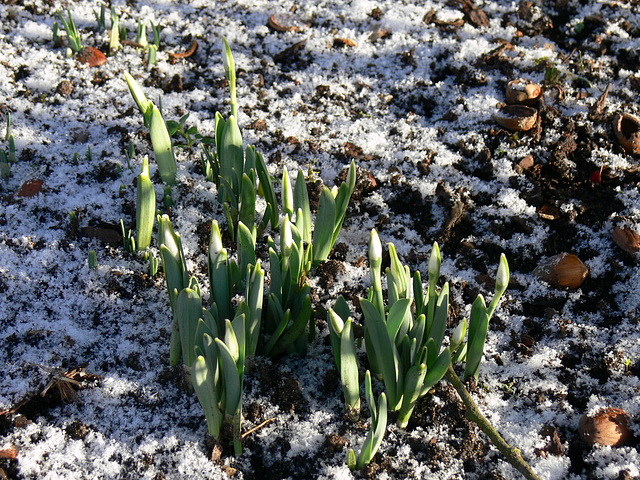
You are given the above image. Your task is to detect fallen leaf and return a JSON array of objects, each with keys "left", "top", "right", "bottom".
[
  {"left": 77, "top": 46, "right": 107, "bottom": 67},
  {"left": 168, "top": 40, "right": 198, "bottom": 63},
  {"left": 17, "top": 179, "right": 44, "bottom": 197}
]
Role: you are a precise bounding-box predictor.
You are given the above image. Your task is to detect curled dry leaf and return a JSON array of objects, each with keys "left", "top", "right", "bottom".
[
  {"left": 613, "top": 112, "right": 640, "bottom": 154},
  {"left": 77, "top": 46, "right": 107, "bottom": 67},
  {"left": 612, "top": 226, "right": 640, "bottom": 254},
  {"left": 579, "top": 408, "right": 633, "bottom": 448},
  {"left": 533, "top": 253, "right": 588, "bottom": 289},
  {"left": 492, "top": 105, "right": 537, "bottom": 131},
  {"left": 168, "top": 40, "right": 198, "bottom": 63},
  {"left": 506, "top": 78, "right": 542, "bottom": 105},
  {"left": 267, "top": 13, "right": 310, "bottom": 32}
]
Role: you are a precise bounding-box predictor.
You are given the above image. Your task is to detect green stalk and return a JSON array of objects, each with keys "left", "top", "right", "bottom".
[
  {"left": 149, "top": 104, "right": 177, "bottom": 185},
  {"left": 135, "top": 157, "right": 156, "bottom": 250},
  {"left": 446, "top": 367, "right": 541, "bottom": 480}
]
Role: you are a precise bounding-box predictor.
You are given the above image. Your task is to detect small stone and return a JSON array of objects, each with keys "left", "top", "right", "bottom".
[{"left": 517, "top": 155, "right": 534, "bottom": 171}]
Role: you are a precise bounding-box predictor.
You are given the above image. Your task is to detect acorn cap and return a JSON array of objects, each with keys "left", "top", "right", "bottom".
[
  {"left": 613, "top": 112, "right": 640, "bottom": 154},
  {"left": 579, "top": 408, "right": 633, "bottom": 448},
  {"left": 533, "top": 253, "right": 588, "bottom": 289},
  {"left": 506, "top": 78, "right": 542, "bottom": 106},
  {"left": 492, "top": 105, "right": 538, "bottom": 131},
  {"left": 267, "top": 13, "right": 310, "bottom": 32}
]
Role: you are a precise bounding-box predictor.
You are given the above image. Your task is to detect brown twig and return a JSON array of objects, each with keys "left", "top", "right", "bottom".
[
  {"left": 446, "top": 366, "right": 542, "bottom": 480},
  {"left": 241, "top": 417, "right": 277, "bottom": 439}
]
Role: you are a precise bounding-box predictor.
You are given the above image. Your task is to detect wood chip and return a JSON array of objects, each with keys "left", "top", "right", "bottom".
[
  {"left": 369, "top": 28, "right": 391, "bottom": 42},
  {"left": 168, "top": 40, "right": 198, "bottom": 63},
  {"left": 588, "top": 83, "right": 611, "bottom": 120},
  {"left": 333, "top": 38, "right": 357, "bottom": 48},
  {"left": 538, "top": 204, "right": 560, "bottom": 220},
  {"left": 0, "top": 447, "right": 18, "bottom": 460}
]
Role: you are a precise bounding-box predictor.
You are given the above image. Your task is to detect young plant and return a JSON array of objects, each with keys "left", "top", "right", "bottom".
[
  {"left": 88, "top": 250, "right": 98, "bottom": 270},
  {"left": 347, "top": 371, "right": 387, "bottom": 470},
  {"left": 135, "top": 157, "right": 156, "bottom": 250},
  {"left": 0, "top": 151, "right": 9, "bottom": 179},
  {"left": 94, "top": 5, "right": 106, "bottom": 30},
  {"left": 109, "top": 7, "right": 121, "bottom": 55},
  {"left": 328, "top": 297, "right": 360, "bottom": 418},
  {"left": 136, "top": 21, "right": 149, "bottom": 50},
  {"left": 262, "top": 215, "right": 312, "bottom": 357},
  {"left": 163, "top": 218, "right": 265, "bottom": 454},
  {"left": 166, "top": 113, "right": 214, "bottom": 151},
  {"left": 157, "top": 214, "right": 189, "bottom": 365},
  {"left": 358, "top": 232, "right": 460, "bottom": 427},
  {"left": 125, "top": 73, "right": 178, "bottom": 185},
  {"left": 57, "top": 10, "right": 83, "bottom": 54},
  {"left": 120, "top": 219, "right": 136, "bottom": 253}
]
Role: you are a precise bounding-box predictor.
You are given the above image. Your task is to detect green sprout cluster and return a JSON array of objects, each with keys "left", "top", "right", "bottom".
[{"left": 116, "top": 38, "right": 540, "bottom": 478}]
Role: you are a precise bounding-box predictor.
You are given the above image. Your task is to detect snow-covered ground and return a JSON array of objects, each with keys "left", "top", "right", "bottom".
[{"left": 1, "top": 0, "right": 639, "bottom": 478}]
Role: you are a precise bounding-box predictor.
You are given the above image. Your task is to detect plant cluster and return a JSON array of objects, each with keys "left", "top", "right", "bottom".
[
  {"left": 54, "top": 8, "right": 161, "bottom": 66},
  {"left": 329, "top": 231, "right": 509, "bottom": 466},
  {"left": 119, "top": 39, "right": 540, "bottom": 478},
  {"left": 124, "top": 40, "right": 356, "bottom": 454}
]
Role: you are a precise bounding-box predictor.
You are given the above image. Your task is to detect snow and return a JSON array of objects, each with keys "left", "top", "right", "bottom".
[{"left": 1, "top": 0, "right": 639, "bottom": 478}]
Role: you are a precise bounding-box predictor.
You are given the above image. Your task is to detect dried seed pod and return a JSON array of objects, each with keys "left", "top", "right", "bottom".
[
  {"left": 77, "top": 46, "right": 107, "bottom": 67},
  {"left": 506, "top": 78, "right": 542, "bottom": 105},
  {"left": 612, "top": 226, "right": 640, "bottom": 254},
  {"left": 492, "top": 105, "right": 537, "bottom": 131},
  {"left": 533, "top": 253, "right": 588, "bottom": 289},
  {"left": 579, "top": 408, "right": 633, "bottom": 447},
  {"left": 613, "top": 112, "right": 640, "bottom": 154}
]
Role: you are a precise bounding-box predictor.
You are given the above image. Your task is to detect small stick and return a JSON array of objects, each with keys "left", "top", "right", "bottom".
[
  {"left": 446, "top": 366, "right": 541, "bottom": 480},
  {"left": 241, "top": 417, "right": 276, "bottom": 439}
]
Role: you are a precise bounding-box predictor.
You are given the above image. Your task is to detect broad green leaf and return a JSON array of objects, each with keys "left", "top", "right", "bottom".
[
  {"left": 421, "top": 348, "right": 451, "bottom": 396},
  {"left": 465, "top": 300, "right": 490, "bottom": 379},
  {"left": 294, "top": 170, "right": 312, "bottom": 243},
  {"left": 397, "top": 362, "right": 427, "bottom": 428},
  {"left": 312, "top": 187, "right": 336, "bottom": 262},
  {"left": 135, "top": 157, "right": 156, "bottom": 250},
  {"left": 192, "top": 355, "right": 223, "bottom": 437},
  {"left": 386, "top": 298, "right": 412, "bottom": 344},
  {"left": 239, "top": 173, "right": 256, "bottom": 229},
  {"left": 149, "top": 104, "right": 177, "bottom": 185},
  {"left": 340, "top": 319, "right": 360, "bottom": 411},
  {"left": 361, "top": 299, "right": 401, "bottom": 407},
  {"left": 215, "top": 338, "right": 242, "bottom": 415},
  {"left": 427, "top": 283, "right": 449, "bottom": 367},
  {"left": 175, "top": 287, "right": 203, "bottom": 367},
  {"left": 255, "top": 151, "right": 279, "bottom": 229}
]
